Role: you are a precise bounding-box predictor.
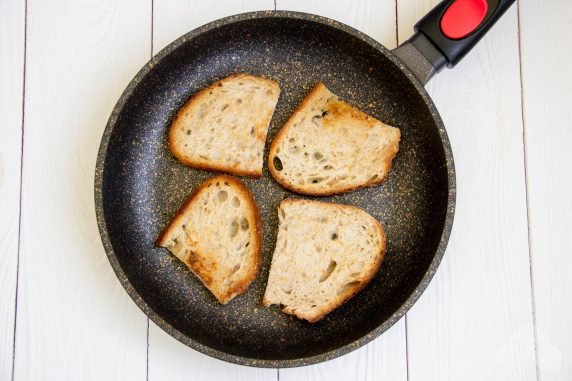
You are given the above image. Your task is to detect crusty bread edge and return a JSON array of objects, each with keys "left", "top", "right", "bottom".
[
  {"left": 263, "top": 198, "right": 387, "bottom": 322},
  {"left": 267, "top": 82, "right": 327, "bottom": 186},
  {"left": 156, "top": 174, "right": 263, "bottom": 304},
  {"left": 168, "top": 73, "right": 281, "bottom": 178},
  {"left": 268, "top": 82, "right": 400, "bottom": 195}
]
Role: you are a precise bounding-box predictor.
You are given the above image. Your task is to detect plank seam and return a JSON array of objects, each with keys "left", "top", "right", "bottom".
[
  {"left": 404, "top": 314, "right": 410, "bottom": 381},
  {"left": 515, "top": 1, "right": 540, "bottom": 380},
  {"left": 11, "top": 0, "right": 28, "bottom": 379},
  {"left": 146, "top": 319, "right": 150, "bottom": 381},
  {"left": 395, "top": 0, "right": 399, "bottom": 46},
  {"left": 151, "top": 0, "right": 154, "bottom": 58}
]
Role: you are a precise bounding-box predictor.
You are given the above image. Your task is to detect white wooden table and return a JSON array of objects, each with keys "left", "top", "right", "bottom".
[{"left": 1, "top": 0, "right": 571, "bottom": 380}]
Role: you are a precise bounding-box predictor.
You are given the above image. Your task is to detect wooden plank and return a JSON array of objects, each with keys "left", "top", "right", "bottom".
[
  {"left": 276, "top": 0, "right": 398, "bottom": 48},
  {"left": 274, "top": 1, "right": 407, "bottom": 380},
  {"left": 277, "top": 322, "right": 407, "bottom": 381},
  {"left": 149, "top": 1, "right": 277, "bottom": 380},
  {"left": 398, "top": 1, "right": 537, "bottom": 380},
  {"left": 149, "top": 321, "right": 276, "bottom": 381},
  {"left": 0, "top": 0, "right": 25, "bottom": 379},
  {"left": 12, "top": 1, "right": 151, "bottom": 380},
  {"left": 519, "top": 0, "right": 572, "bottom": 379},
  {"left": 153, "top": 0, "right": 275, "bottom": 53}
]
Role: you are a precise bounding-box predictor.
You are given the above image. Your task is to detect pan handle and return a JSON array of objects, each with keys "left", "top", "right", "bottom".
[{"left": 392, "top": 0, "right": 516, "bottom": 85}]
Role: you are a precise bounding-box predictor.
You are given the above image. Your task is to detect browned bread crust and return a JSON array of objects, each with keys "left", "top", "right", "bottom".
[
  {"left": 268, "top": 82, "right": 400, "bottom": 195},
  {"left": 157, "top": 175, "right": 262, "bottom": 304},
  {"left": 263, "top": 198, "right": 386, "bottom": 322},
  {"left": 169, "top": 74, "right": 280, "bottom": 177}
]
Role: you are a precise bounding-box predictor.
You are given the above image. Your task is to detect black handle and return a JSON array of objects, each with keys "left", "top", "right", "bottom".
[
  {"left": 417, "top": 0, "right": 515, "bottom": 68},
  {"left": 393, "top": 0, "right": 516, "bottom": 84}
]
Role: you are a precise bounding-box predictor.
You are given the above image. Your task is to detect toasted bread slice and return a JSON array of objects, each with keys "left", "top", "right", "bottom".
[
  {"left": 263, "top": 199, "right": 386, "bottom": 322},
  {"left": 169, "top": 74, "right": 280, "bottom": 177},
  {"left": 156, "top": 175, "right": 262, "bottom": 304},
  {"left": 268, "top": 82, "right": 400, "bottom": 195}
]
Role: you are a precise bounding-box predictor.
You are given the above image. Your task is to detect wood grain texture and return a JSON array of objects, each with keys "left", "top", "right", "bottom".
[
  {"left": 12, "top": 1, "right": 151, "bottom": 380},
  {"left": 276, "top": 0, "right": 398, "bottom": 48},
  {"left": 0, "top": 0, "right": 25, "bottom": 379},
  {"left": 398, "top": 1, "right": 537, "bottom": 380},
  {"left": 149, "top": 321, "right": 276, "bottom": 381},
  {"left": 4, "top": 0, "right": 565, "bottom": 379},
  {"left": 274, "top": 1, "right": 407, "bottom": 380},
  {"left": 519, "top": 0, "right": 572, "bottom": 379},
  {"left": 278, "top": 322, "right": 407, "bottom": 381},
  {"left": 149, "top": 1, "right": 277, "bottom": 380},
  {"left": 153, "top": 0, "right": 275, "bottom": 53}
]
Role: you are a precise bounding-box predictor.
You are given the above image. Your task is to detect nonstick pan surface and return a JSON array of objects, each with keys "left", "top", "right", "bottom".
[{"left": 95, "top": 11, "right": 455, "bottom": 367}]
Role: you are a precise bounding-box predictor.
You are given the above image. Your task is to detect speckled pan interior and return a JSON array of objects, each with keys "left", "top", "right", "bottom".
[{"left": 95, "top": 11, "right": 455, "bottom": 367}]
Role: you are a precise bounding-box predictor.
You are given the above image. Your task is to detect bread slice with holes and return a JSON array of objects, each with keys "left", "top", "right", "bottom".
[
  {"left": 156, "top": 175, "right": 262, "bottom": 304},
  {"left": 263, "top": 199, "right": 386, "bottom": 322},
  {"left": 268, "top": 82, "right": 400, "bottom": 195},
  {"left": 169, "top": 74, "right": 280, "bottom": 177}
]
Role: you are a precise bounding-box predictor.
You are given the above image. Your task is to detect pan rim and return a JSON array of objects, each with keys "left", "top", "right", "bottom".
[{"left": 94, "top": 10, "right": 456, "bottom": 368}]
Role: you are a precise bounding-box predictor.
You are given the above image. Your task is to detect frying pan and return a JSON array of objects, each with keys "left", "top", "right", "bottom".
[{"left": 95, "top": 0, "right": 516, "bottom": 367}]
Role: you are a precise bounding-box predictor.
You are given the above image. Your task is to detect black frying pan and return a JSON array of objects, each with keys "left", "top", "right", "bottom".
[{"left": 95, "top": 0, "right": 515, "bottom": 367}]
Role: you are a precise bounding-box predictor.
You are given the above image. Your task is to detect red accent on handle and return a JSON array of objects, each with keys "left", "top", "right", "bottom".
[{"left": 441, "top": 0, "right": 489, "bottom": 39}]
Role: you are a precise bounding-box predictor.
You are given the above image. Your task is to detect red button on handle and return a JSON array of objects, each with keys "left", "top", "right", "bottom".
[{"left": 441, "top": 0, "right": 489, "bottom": 39}]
